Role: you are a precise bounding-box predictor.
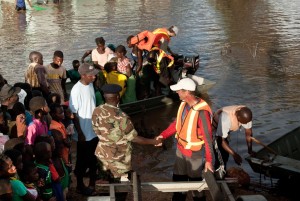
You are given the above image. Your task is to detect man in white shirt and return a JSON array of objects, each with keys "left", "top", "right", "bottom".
[
  {"left": 212, "top": 106, "right": 254, "bottom": 168},
  {"left": 69, "top": 63, "right": 99, "bottom": 195}
]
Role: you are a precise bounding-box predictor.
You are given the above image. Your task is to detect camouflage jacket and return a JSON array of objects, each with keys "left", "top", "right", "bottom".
[{"left": 92, "top": 103, "right": 138, "bottom": 178}]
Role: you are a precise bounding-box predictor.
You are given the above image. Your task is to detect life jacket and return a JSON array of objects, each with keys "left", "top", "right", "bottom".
[
  {"left": 175, "top": 100, "right": 212, "bottom": 151},
  {"left": 152, "top": 28, "right": 170, "bottom": 47},
  {"left": 212, "top": 105, "right": 245, "bottom": 132},
  {"left": 130, "top": 31, "right": 156, "bottom": 51},
  {"left": 150, "top": 47, "right": 174, "bottom": 74}
]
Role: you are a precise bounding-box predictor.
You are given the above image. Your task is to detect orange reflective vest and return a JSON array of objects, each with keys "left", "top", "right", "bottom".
[
  {"left": 130, "top": 30, "right": 156, "bottom": 51},
  {"left": 175, "top": 100, "right": 212, "bottom": 151},
  {"left": 213, "top": 105, "right": 245, "bottom": 132},
  {"left": 152, "top": 28, "right": 170, "bottom": 47},
  {"left": 150, "top": 47, "right": 174, "bottom": 74}
]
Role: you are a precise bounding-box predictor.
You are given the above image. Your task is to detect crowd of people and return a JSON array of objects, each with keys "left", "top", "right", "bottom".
[{"left": 0, "top": 24, "right": 255, "bottom": 201}]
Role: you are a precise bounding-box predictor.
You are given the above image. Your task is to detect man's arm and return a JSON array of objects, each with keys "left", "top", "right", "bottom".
[
  {"left": 218, "top": 136, "right": 242, "bottom": 165},
  {"left": 245, "top": 128, "right": 254, "bottom": 155},
  {"left": 132, "top": 136, "right": 159, "bottom": 145},
  {"left": 72, "top": 113, "right": 85, "bottom": 141},
  {"left": 198, "top": 110, "right": 214, "bottom": 172},
  {"left": 81, "top": 49, "right": 92, "bottom": 63},
  {"left": 136, "top": 48, "right": 143, "bottom": 75}
]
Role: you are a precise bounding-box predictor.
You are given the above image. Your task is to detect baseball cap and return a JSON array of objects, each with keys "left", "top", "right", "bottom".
[
  {"left": 101, "top": 84, "right": 122, "bottom": 94},
  {"left": 78, "top": 63, "right": 99, "bottom": 76},
  {"left": 170, "top": 78, "right": 196, "bottom": 91},
  {"left": 0, "top": 84, "right": 21, "bottom": 102},
  {"left": 170, "top": 26, "right": 179, "bottom": 36},
  {"left": 29, "top": 96, "right": 47, "bottom": 113}
]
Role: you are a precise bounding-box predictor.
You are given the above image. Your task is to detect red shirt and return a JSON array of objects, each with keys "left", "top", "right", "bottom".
[{"left": 160, "top": 108, "right": 213, "bottom": 163}]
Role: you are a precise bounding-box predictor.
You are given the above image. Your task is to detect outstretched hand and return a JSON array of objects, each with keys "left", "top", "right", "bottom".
[{"left": 154, "top": 135, "right": 164, "bottom": 146}]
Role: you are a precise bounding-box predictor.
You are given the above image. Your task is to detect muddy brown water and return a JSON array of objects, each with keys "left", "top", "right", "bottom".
[{"left": 1, "top": 0, "right": 300, "bottom": 189}]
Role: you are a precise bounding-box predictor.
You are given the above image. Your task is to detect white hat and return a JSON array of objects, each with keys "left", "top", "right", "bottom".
[
  {"left": 171, "top": 26, "right": 179, "bottom": 36},
  {"left": 170, "top": 78, "right": 196, "bottom": 91}
]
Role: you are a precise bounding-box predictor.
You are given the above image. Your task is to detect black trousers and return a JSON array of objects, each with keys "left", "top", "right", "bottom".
[{"left": 75, "top": 137, "right": 99, "bottom": 187}]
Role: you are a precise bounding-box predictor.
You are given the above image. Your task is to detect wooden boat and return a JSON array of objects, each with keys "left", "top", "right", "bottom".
[{"left": 245, "top": 126, "right": 300, "bottom": 180}]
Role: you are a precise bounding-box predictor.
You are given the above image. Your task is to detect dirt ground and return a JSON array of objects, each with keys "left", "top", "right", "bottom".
[{"left": 67, "top": 138, "right": 292, "bottom": 201}]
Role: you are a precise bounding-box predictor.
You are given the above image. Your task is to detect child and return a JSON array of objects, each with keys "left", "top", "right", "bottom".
[
  {"left": 47, "top": 93, "right": 62, "bottom": 106},
  {"left": 3, "top": 149, "right": 23, "bottom": 174},
  {"left": 19, "top": 162, "right": 40, "bottom": 200},
  {"left": 15, "top": 0, "right": 32, "bottom": 11},
  {"left": 46, "top": 50, "right": 67, "bottom": 103},
  {"left": 104, "top": 62, "right": 127, "bottom": 97},
  {"left": 26, "top": 96, "right": 50, "bottom": 146},
  {"left": 52, "top": 139, "right": 69, "bottom": 201},
  {"left": 0, "top": 154, "right": 36, "bottom": 201},
  {"left": 67, "top": 60, "right": 81, "bottom": 84},
  {"left": 25, "top": 51, "right": 49, "bottom": 98},
  {"left": 34, "top": 142, "right": 56, "bottom": 201},
  {"left": 115, "top": 45, "right": 132, "bottom": 77},
  {"left": 35, "top": 135, "right": 64, "bottom": 201},
  {"left": 49, "top": 103, "right": 71, "bottom": 166}
]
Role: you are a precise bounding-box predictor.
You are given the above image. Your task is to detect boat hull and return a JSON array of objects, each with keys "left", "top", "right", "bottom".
[{"left": 246, "top": 126, "right": 300, "bottom": 179}]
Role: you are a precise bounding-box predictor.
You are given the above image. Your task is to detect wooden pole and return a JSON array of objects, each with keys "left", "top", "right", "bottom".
[{"left": 250, "top": 137, "right": 277, "bottom": 155}]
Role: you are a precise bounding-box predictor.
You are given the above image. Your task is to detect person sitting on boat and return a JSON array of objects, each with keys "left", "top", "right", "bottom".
[
  {"left": 104, "top": 61, "right": 127, "bottom": 98},
  {"left": 91, "top": 37, "right": 114, "bottom": 70},
  {"left": 67, "top": 60, "right": 81, "bottom": 84},
  {"left": 115, "top": 45, "right": 132, "bottom": 77},
  {"left": 212, "top": 105, "right": 255, "bottom": 169}
]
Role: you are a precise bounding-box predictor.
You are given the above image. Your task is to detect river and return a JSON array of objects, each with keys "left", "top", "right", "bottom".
[{"left": 1, "top": 0, "right": 300, "bottom": 182}]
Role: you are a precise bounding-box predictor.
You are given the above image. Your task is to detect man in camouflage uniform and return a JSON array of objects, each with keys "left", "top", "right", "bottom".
[{"left": 92, "top": 84, "right": 158, "bottom": 180}]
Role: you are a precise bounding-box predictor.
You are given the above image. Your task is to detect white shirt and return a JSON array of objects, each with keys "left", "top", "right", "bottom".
[
  {"left": 69, "top": 81, "right": 97, "bottom": 141},
  {"left": 215, "top": 112, "right": 252, "bottom": 138}
]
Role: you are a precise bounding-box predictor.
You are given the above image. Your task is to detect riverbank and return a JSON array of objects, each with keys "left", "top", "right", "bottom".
[
  {"left": 67, "top": 140, "right": 291, "bottom": 201},
  {"left": 66, "top": 172, "right": 290, "bottom": 201}
]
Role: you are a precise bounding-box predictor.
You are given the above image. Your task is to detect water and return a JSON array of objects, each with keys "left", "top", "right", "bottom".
[{"left": 1, "top": 0, "right": 300, "bottom": 180}]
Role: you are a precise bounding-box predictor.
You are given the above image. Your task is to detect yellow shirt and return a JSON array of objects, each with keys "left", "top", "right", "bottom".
[{"left": 105, "top": 71, "right": 127, "bottom": 97}]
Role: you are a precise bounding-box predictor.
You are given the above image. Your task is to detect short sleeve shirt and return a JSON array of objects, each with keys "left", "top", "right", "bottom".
[
  {"left": 10, "top": 179, "right": 27, "bottom": 201},
  {"left": 215, "top": 112, "right": 252, "bottom": 138}
]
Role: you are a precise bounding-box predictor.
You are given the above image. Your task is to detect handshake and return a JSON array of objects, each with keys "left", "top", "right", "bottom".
[{"left": 152, "top": 135, "right": 164, "bottom": 146}]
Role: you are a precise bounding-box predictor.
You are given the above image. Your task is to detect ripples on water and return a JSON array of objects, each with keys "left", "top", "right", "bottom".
[{"left": 1, "top": 0, "right": 300, "bottom": 178}]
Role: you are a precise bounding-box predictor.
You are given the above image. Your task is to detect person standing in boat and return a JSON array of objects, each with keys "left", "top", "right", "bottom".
[
  {"left": 155, "top": 78, "right": 214, "bottom": 201},
  {"left": 212, "top": 106, "right": 254, "bottom": 169},
  {"left": 152, "top": 25, "right": 178, "bottom": 55}
]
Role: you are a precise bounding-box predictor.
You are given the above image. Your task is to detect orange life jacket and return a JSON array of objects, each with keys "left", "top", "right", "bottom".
[
  {"left": 130, "top": 30, "right": 156, "bottom": 51},
  {"left": 150, "top": 47, "right": 174, "bottom": 74},
  {"left": 213, "top": 105, "right": 245, "bottom": 132},
  {"left": 175, "top": 100, "right": 212, "bottom": 151},
  {"left": 152, "top": 28, "right": 170, "bottom": 47}
]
